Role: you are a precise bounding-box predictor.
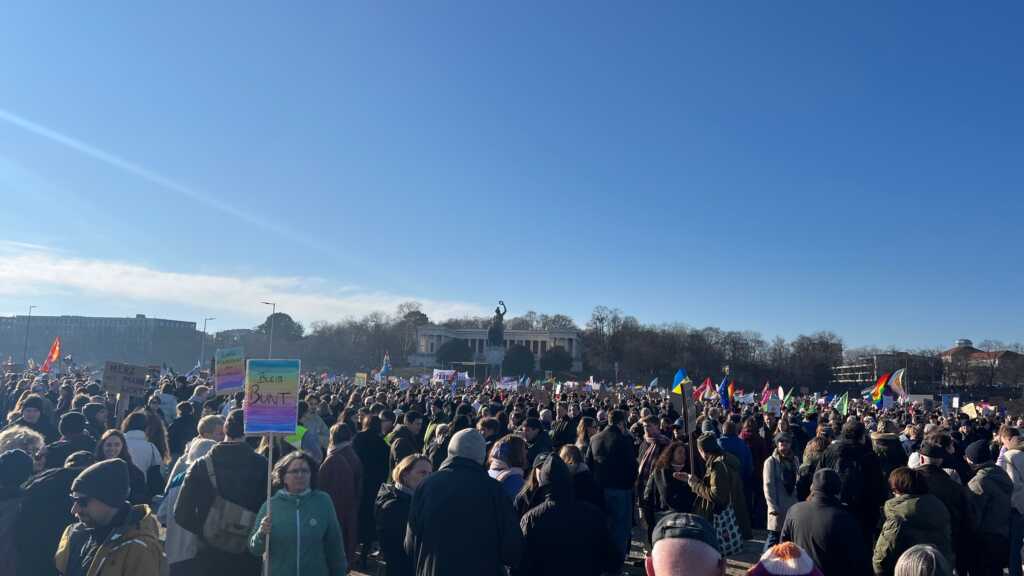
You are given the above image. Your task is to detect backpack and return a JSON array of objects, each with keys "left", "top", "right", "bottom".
[
  {"left": 200, "top": 456, "right": 257, "bottom": 554},
  {"left": 832, "top": 450, "right": 864, "bottom": 506}
]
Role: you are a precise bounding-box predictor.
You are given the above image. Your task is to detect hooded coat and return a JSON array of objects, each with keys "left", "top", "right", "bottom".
[
  {"left": 872, "top": 493, "right": 952, "bottom": 576},
  {"left": 55, "top": 504, "right": 168, "bottom": 576},
  {"left": 967, "top": 462, "right": 1012, "bottom": 538},
  {"left": 16, "top": 464, "right": 90, "bottom": 576},
  {"left": 404, "top": 456, "right": 522, "bottom": 576},
  {"left": 518, "top": 455, "right": 620, "bottom": 576}
]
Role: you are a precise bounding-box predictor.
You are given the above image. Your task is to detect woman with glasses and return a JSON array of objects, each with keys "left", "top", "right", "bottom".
[{"left": 249, "top": 450, "right": 347, "bottom": 576}]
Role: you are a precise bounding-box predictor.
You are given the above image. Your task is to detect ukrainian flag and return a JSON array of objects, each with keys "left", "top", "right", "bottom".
[{"left": 672, "top": 369, "right": 691, "bottom": 395}]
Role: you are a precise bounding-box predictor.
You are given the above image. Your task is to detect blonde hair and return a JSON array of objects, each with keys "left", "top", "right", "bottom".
[
  {"left": 197, "top": 415, "right": 225, "bottom": 438},
  {"left": 392, "top": 453, "right": 431, "bottom": 485},
  {"left": 0, "top": 425, "right": 45, "bottom": 455}
]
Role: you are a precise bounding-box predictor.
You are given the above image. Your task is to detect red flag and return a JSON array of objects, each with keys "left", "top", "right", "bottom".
[
  {"left": 40, "top": 336, "right": 61, "bottom": 373},
  {"left": 693, "top": 377, "right": 712, "bottom": 400}
]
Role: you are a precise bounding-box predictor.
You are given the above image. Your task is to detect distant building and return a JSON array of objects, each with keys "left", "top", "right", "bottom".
[
  {"left": 940, "top": 339, "right": 1024, "bottom": 387},
  {"left": 0, "top": 314, "right": 200, "bottom": 371},
  {"left": 831, "top": 351, "right": 942, "bottom": 392},
  {"left": 410, "top": 324, "right": 583, "bottom": 372}
]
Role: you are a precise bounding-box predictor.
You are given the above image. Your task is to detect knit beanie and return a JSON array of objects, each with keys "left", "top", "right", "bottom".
[
  {"left": 448, "top": 429, "right": 487, "bottom": 465},
  {"left": 810, "top": 468, "right": 841, "bottom": 497},
  {"left": 747, "top": 543, "right": 823, "bottom": 576},
  {"left": 64, "top": 451, "right": 96, "bottom": 469},
  {"left": 697, "top": 432, "right": 722, "bottom": 455},
  {"left": 71, "top": 458, "right": 130, "bottom": 507},
  {"left": 21, "top": 395, "right": 45, "bottom": 412},
  {"left": 59, "top": 411, "right": 87, "bottom": 437},
  {"left": 0, "top": 449, "right": 34, "bottom": 488},
  {"left": 82, "top": 403, "right": 106, "bottom": 422},
  {"left": 964, "top": 439, "right": 993, "bottom": 465}
]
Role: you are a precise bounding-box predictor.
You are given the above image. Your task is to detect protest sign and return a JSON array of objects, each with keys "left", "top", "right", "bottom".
[
  {"left": 103, "top": 361, "right": 159, "bottom": 397},
  {"left": 354, "top": 372, "right": 368, "bottom": 386},
  {"left": 214, "top": 347, "right": 245, "bottom": 395},
  {"left": 244, "top": 359, "right": 300, "bottom": 435},
  {"left": 960, "top": 402, "right": 978, "bottom": 419},
  {"left": 765, "top": 397, "right": 782, "bottom": 416}
]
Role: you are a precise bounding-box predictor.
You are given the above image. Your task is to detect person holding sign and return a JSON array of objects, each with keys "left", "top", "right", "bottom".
[{"left": 249, "top": 450, "right": 348, "bottom": 576}]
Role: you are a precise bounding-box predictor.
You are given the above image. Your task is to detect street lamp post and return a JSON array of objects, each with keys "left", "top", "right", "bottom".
[
  {"left": 199, "top": 317, "right": 216, "bottom": 369},
  {"left": 261, "top": 302, "right": 276, "bottom": 358},
  {"left": 22, "top": 305, "right": 36, "bottom": 366}
]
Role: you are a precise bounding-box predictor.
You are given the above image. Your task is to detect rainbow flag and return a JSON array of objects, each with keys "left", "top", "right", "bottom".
[
  {"left": 887, "top": 369, "right": 907, "bottom": 398},
  {"left": 871, "top": 372, "right": 892, "bottom": 406}
]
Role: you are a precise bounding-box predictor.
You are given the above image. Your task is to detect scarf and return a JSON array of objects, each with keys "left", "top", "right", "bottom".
[
  {"left": 488, "top": 459, "right": 523, "bottom": 483},
  {"left": 774, "top": 449, "right": 797, "bottom": 496}
]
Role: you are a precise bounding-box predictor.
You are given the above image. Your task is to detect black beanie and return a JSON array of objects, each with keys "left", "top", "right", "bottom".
[
  {"left": 964, "top": 439, "right": 993, "bottom": 465},
  {"left": 810, "top": 468, "right": 841, "bottom": 497},
  {"left": 59, "top": 411, "right": 87, "bottom": 437},
  {"left": 71, "top": 459, "right": 130, "bottom": 507},
  {"left": 697, "top": 432, "right": 722, "bottom": 455},
  {"left": 22, "top": 395, "right": 45, "bottom": 412},
  {"left": 64, "top": 451, "right": 96, "bottom": 470},
  {"left": 0, "top": 449, "right": 34, "bottom": 488}
]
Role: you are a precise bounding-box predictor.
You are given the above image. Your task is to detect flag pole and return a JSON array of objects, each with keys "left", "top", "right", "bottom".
[
  {"left": 264, "top": 433, "right": 273, "bottom": 576},
  {"left": 681, "top": 387, "right": 696, "bottom": 473}
]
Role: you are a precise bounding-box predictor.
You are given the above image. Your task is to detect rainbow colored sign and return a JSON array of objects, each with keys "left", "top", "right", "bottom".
[
  {"left": 214, "top": 347, "right": 246, "bottom": 395},
  {"left": 244, "top": 359, "right": 300, "bottom": 434}
]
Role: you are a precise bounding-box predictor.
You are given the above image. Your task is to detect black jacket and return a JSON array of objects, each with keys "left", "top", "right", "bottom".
[
  {"left": 44, "top": 433, "right": 96, "bottom": 470},
  {"left": 168, "top": 415, "right": 197, "bottom": 456},
  {"left": 586, "top": 425, "right": 637, "bottom": 491},
  {"left": 819, "top": 437, "right": 886, "bottom": 536},
  {"left": 571, "top": 466, "right": 605, "bottom": 511},
  {"left": 405, "top": 456, "right": 522, "bottom": 576},
  {"left": 550, "top": 416, "right": 578, "bottom": 448},
  {"left": 174, "top": 440, "right": 267, "bottom": 575},
  {"left": 526, "top": 431, "right": 553, "bottom": 469},
  {"left": 781, "top": 493, "right": 871, "bottom": 576},
  {"left": 518, "top": 456, "right": 620, "bottom": 576},
  {"left": 353, "top": 430, "right": 391, "bottom": 543},
  {"left": 870, "top": 433, "right": 908, "bottom": 480},
  {"left": 917, "top": 464, "right": 975, "bottom": 542},
  {"left": 389, "top": 425, "right": 419, "bottom": 471},
  {"left": 16, "top": 466, "right": 86, "bottom": 576},
  {"left": 643, "top": 467, "right": 697, "bottom": 515},
  {"left": 375, "top": 483, "right": 414, "bottom": 576}
]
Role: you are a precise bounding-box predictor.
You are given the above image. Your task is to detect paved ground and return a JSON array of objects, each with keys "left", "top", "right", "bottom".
[{"left": 348, "top": 529, "right": 767, "bottom": 575}]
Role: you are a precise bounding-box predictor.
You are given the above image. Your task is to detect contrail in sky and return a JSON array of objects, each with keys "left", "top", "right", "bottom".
[{"left": 0, "top": 106, "right": 326, "bottom": 251}]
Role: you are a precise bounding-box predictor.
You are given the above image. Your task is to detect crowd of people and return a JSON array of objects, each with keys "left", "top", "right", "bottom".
[{"left": 1, "top": 367, "right": 1023, "bottom": 576}]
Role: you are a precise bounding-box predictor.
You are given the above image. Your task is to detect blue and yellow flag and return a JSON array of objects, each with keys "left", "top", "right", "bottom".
[{"left": 672, "top": 369, "right": 691, "bottom": 395}]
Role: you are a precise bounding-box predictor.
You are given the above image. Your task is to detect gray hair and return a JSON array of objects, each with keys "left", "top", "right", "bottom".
[
  {"left": 895, "top": 545, "right": 952, "bottom": 576},
  {"left": 0, "top": 425, "right": 45, "bottom": 455}
]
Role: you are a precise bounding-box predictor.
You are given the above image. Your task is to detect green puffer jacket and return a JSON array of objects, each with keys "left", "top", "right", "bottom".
[
  {"left": 872, "top": 493, "right": 952, "bottom": 576},
  {"left": 249, "top": 489, "right": 347, "bottom": 576}
]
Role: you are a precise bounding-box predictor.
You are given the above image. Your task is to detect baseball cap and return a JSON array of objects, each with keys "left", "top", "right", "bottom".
[{"left": 651, "top": 512, "right": 720, "bottom": 554}]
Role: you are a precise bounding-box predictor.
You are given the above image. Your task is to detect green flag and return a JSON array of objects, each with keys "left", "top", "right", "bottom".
[
  {"left": 783, "top": 388, "right": 795, "bottom": 407},
  {"left": 836, "top": 391, "right": 849, "bottom": 416}
]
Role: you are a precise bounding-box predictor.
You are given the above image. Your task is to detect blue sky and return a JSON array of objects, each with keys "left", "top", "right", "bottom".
[{"left": 0, "top": 2, "right": 1021, "bottom": 349}]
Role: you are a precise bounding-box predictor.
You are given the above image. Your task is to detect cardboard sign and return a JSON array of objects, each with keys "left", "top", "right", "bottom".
[
  {"left": 103, "top": 362, "right": 159, "bottom": 397},
  {"left": 214, "top": 347, "right": 245, "bottom": 395},
  {"left": 244, "top": 359, "right": 300, "bottom": 434},
  {"left": 354, "top": 372, "right": 368, "bottom": 387}
]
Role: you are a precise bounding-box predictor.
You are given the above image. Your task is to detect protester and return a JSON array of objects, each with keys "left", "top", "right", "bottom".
[
  {"left": 873, "top": 467, "right": 953, "bottom": 575},
  {"left": 95, "top": 429, "right": 150, "bottom": 505},
  {"left": 781, "top": 468, "right": 871, "bottom": 576},
  {"left": 645, "top": 512, "right": 725, "bottom": 576},
  {"left": 576, "top": 415, "right": 598, "bottom": 459},
  {"left": 167, "top": 402, "right": 198, "bottom": 458},
  {"left": 55, "top": 458, "right": 168, "bottom": 576},
  {"left": 175, "top": 409, "right": 267, "bottom": 576},
  {"left": 0, "top": 425, "right": 46, "bottom": 473},
  {"left": 352, "top": 413, "right": 389, "bottom": 564},
  {"left": 82, "top": 402, "right": 109, "bottom": 440},
  {"left": 0, "top": 449, "right": 33, "bottom": 576},
  {"left": 16, "top": 450, "right": 95, "bottom": 575},
  {"left": 488, "top": 434, "right": 529, "bottom": 499},
  {"left": 249, "top": 450, "right": 347, "bottom": 576},
  {"left": 819, "top": 420, "right": 886, "bottom": 539},
  {"left": 404, "top": 429, "right": 522, "bottom": 576},
  {"left": 302, "top": 394, "right": 331, "bottom": 451},
  {"left": 1000, "top": 427, "right": 1024, "bottom": 576},
  {"left": 642, "top": 439, "right": 698, "bottom": 543},
  {"left": 389, "top": 411, "right": 423, "bottom": 470},
  {"left": 687, "top": 432, "right": 752, "bottom": 542},
  {"left": 559, "top": 443, "right": 604, "bottom": 510},
  {"left": 4, "top": 393, "right": 58, "bottom": 443},
  {"left": 964, "top": 438, "right": 1012, "bottom": 576},
  {"left": 894, "top": 544, "right": 954, "bottom": 576},
  {"left": 44, "top": 411, "right": 96, "bottom": 470},
  {"left": 519, "top": 452, "right": 620, "bottom": 576},
  {"left": 795, "top": 434, "right": 830, "bottom": 500},
  {"left": 375, "top": 454, "right": 432, "bottom": 576},
  {"left": 915, "top": 440, "right": 974, "bottom": 573},
  {"left": 318, "top": 422, "right": 364, "bottom": 563},
  {"left": 160, "top": 438, "right": 216, "bottom": 575},
  {"left": 872, "top": 419, "right": 909, "bottom": 480},
  {"left": 762, "top": 432, "right": 799, "bottom": 550},
  {"left": 523, "top": 417, "right": 553, "bottom": 467},
  {"left": 121, "top": 411, "right": 164, "bottom": 494},
  {"left": 586, "top": 409, "right": 638, "bottom": 565}
]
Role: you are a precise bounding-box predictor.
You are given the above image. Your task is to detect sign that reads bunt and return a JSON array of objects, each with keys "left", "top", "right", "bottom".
[{"left": 244, "top": 359, "right": 300, "bottom": 435}]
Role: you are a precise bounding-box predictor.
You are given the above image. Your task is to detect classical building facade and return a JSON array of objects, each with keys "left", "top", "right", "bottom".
[
  {"left": 941, "top": 339, "right": 1024, "bottom": 387},
  {"left": 410, "top": 324, "right": 583, "bottom": 372}
]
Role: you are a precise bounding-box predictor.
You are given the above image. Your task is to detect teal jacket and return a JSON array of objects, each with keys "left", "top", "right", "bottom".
[{"left": 249, "top": 489, "right": 348, "bottom": 576}]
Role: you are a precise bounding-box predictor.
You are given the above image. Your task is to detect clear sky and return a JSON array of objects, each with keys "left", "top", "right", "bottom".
[{"left": 0, "top": 2, "right": 1021, "bottom": 349}]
